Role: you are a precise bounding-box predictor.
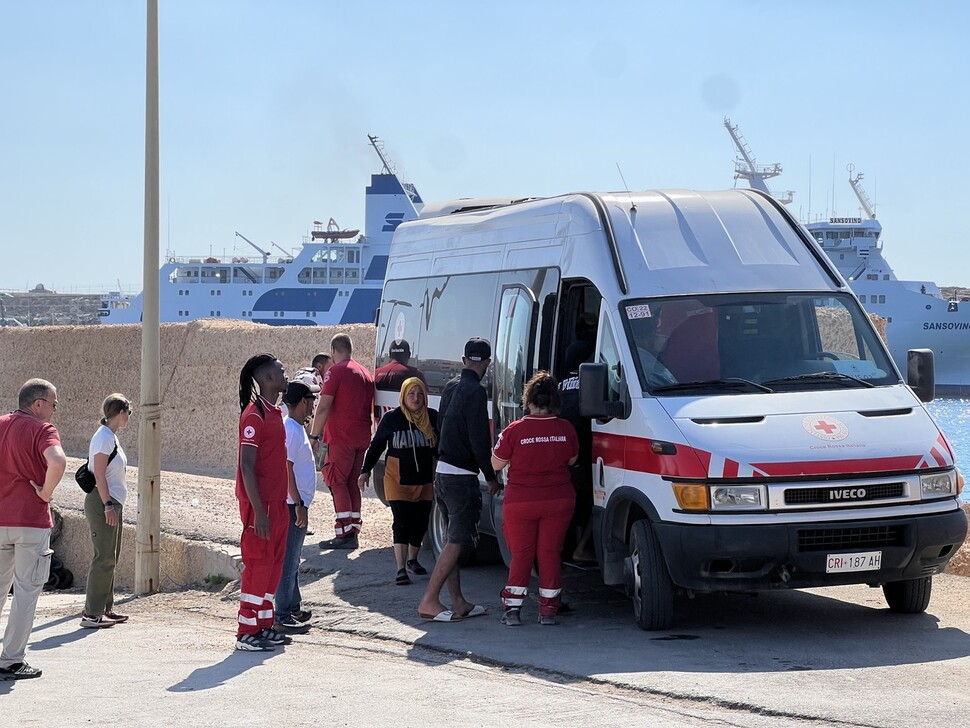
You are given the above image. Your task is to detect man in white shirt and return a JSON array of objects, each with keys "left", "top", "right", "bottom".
[{"left": 274, "top": 380, "right": 319, "bottom": 633}]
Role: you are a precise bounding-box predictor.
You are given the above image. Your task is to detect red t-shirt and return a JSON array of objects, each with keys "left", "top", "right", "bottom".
[
  {"left": 493, "top": 415, "right": 578, "bottom": 505},
  {"left": 0, "top": 411, "right": 61, "bottom": 528},
  {"left": 235, "top": 397, "right": 287, "bottom": 504},
  {"left": 321, "top": 358, "right": 374, "bottom": 447}
]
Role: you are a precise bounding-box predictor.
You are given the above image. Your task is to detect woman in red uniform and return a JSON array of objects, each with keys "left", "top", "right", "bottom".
[{"left": 491, "top": 372, "right": 578, "bottom": 626}]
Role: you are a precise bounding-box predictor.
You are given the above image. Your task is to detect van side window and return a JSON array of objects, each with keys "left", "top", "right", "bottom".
[
  {"left": 556, "top": 280, "right": 602, "bottom": 379},
  {"left": 414, "top": 273, "right": 499, "bottom": 394},
  {"left": 494, "top": 286, "right": 537, "bottom": 434},
  {"left": 598, "top": 312, "right": 623, "bottom": 402}
]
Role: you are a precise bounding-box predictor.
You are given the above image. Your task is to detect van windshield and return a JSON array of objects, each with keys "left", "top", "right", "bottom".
[{"left": 620, "top": 293, "right": 898, "bottom": 395}]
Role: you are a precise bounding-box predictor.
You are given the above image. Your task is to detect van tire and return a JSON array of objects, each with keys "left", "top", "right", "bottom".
[
  {"left": 426, "top": 497, "right": 501, "bottom": 566},
  {"left": 630, "top": 519, "right": 674, "bottom": 630},
  {"left": 883, "top": 576, "right": 932, "bottom": 613}
]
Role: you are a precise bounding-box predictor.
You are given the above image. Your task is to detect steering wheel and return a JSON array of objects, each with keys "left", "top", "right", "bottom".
[{"left": 807, "top": 351, "right": 839, "bottom": 361}]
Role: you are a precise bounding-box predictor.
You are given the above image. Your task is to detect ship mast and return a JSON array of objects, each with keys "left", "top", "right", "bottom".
[
  {"left": 368, "top": 134, "right": 394, "bottom": 175},
  {"left": 847, "top": 164, "right": 877, "bottom": 219},
  {"left": 723, "top": 118, "right": 794, "bottom": 205}
]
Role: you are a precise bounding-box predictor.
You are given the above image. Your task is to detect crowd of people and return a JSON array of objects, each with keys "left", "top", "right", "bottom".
[{"left": 0, "top": 331, "right": 591, "bottom": 671}]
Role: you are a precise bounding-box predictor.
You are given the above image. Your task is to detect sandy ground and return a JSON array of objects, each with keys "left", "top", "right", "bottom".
[{"left": 53, "top": 456, "right": 395, "bottom": 548}]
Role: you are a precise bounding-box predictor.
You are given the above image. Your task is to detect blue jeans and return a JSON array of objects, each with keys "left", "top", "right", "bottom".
[{"left": 274, "top": 504, "right": 307, "bottom": 621}]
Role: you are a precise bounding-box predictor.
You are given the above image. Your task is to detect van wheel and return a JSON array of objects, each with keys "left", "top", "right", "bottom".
[
  {"left": 629, "top": 520, "right": 674, "bottom": 630},
  {"left": 883, "top": 576, "right": 932, "bottom": 613},
  {"left": 426, "top": 498, "right": 502, "bottom": 566}
]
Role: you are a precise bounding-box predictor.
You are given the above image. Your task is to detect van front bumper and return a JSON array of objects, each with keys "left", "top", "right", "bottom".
[{"left": 652, "top": 507, "right": 968, "bottom": 592}]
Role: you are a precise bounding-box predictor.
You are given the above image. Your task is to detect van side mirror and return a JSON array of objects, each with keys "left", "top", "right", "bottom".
[
  {"left": 907, "top": 348, "right": 935, "bottom": 403},
  {"left": 579, "top": 362, "right": 628, "bottom": 419}
]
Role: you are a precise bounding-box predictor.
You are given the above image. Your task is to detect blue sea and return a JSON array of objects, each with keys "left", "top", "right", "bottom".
[{"left": 926, "top": 398, "right": 970, "bottom": 500}]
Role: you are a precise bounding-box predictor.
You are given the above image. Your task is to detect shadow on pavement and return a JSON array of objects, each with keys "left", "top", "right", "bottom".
[
  {"left": 304, "top": 541, "right": 970, "bottom": 679},
  {"left": 168, "top": 649, "right": 281, "bottom": 692}
]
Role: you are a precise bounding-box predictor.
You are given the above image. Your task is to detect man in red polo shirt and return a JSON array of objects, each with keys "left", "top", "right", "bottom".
[
  {"left": 311, "top": 333, "right": 374, "bottom": 550},
  {"left": 0, "top": 378, "right": 67, "bottom": 680},
  {"left": 235, "top": 354, "right": 290, "bottom": 652}
]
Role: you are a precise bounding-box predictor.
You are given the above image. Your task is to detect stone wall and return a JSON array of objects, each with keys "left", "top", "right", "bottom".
[{"left": 0, "top": 320, "right": 376, "bottom": 475}]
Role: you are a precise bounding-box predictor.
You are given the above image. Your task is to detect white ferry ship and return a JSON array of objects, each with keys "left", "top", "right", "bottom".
[
  {"left": 99, "top": 136, "right": 422, "bottom": 326},
  {"left": 725, "top": 120, "right": 970, "bottom": 395}
]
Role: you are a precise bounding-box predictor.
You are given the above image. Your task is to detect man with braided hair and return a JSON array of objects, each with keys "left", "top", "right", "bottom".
[{"left": 235, "top": 354, "right": 290, "bottom": 651}]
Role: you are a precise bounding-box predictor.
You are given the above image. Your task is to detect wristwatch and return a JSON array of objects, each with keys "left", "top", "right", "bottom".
[
  {"left": 309, "top": 435, "right": 321, "bottom": 441},
  {"left": 104, "top": 500, "right": 115, "bottom": 508},
  {"left": 297, "top": 500, "right": 306, "bottom": 508}
]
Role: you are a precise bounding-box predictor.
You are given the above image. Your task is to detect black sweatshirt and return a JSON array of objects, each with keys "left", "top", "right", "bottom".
[{"left": 436, "top": 368, "right": 496, "bottom": 481}]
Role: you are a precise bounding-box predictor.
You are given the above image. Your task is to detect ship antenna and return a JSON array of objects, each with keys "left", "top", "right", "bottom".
[
  {"left": 616, "top": 163, "right": 636, "bottom": 212},
  {"left": 368, "top": 134, "right": 394, "bottom": 175},
  {"left": 723, "top": 118, "right": 794, "bottom": 205},
  {"left": 847, "top": 163, "right": 877, "bottom": 219}
]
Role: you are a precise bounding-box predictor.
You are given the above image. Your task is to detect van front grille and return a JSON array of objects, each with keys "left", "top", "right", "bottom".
[
  {"left": 784, "top": 482, "right": 906, "bottom": 506},
  {"left": 797, "top": 525, "right": 905, "bottom": 552}
]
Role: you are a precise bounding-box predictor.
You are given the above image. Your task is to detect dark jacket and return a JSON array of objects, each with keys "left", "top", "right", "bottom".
[
  {"left": 360, "top": 407, "right": 438, "bottom": 485},
  {"left": 437, "top": 368, "right": 496, "bottom": 481}
]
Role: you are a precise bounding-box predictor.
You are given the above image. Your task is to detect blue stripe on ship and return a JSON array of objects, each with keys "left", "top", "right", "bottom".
[
  {"left": 364, "top": 255, "right": 388, "bottom": 281},
  {"left": 340, "top": 289, "right": 382, "bottom": 324},
  {"left": 252, "top": 318, "right": 317, "bottom": 326},
  {"left": 253, "top": 288, "right": 338, "bottom": 312}
]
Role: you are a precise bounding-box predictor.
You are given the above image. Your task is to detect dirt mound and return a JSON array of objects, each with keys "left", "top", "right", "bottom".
[{"left": 0, "top": 319, "right": 375, "bottom": 474}]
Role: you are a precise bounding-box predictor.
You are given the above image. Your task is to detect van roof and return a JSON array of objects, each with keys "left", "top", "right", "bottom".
[{"left": 391, "top": 189, "right": 844, "bottom": 297}]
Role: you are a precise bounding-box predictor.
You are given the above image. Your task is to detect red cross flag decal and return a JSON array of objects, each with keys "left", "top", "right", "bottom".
[{"left": 802, "top": 415, "right": 849, "bottom": 441}]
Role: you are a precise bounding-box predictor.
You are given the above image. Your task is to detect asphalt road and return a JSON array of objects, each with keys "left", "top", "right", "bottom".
[{"left": 4, "top": 542, "right": 969, "bottom": 727}]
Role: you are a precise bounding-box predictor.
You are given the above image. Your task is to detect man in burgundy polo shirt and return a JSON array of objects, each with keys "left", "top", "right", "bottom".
[
  {"left": 311, "top": 333, "right": 374, "bottom": 550},
  {"left": 0, "top": 378, "right": 67, "bottom": 680}
]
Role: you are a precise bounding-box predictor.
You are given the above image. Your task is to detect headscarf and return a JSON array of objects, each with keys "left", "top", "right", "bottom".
[{"left": 399, "top": 377, "right": 436, "bottom": 447}]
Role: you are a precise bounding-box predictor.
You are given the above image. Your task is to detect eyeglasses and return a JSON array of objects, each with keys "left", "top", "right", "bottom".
[{"left": 36, "top": 398, "right": 58, "bottom": 410}]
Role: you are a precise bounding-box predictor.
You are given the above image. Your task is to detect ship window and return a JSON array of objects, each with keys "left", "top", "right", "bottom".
[
  {"left": 266, "top": 267, "right": 284, "bottom": 281},
  {"left": 346, "top": 270, "right": 360, "bottom": 284},
  {"left": 883, "top": 275, "right": 889, "bottom": 280},
  {"left": 826, "top": 232, "right": 838, "bottom": 239},
  {"left": 313, "top": 268, "right": 327, "bottom": 281},
  {"left": 298, "top": 267, "right": 312, "bottom": 284},
  {"left": 839, "top": 254, "right": 844, "bottom": 260},
  {"left": 217, "top": 290, "right": 221, "bottom": 296},
  {"left": 840, "top": 231, "right": 851, "bottom": 239},
  {"left": 348, "top": 250, "right": 359, "bottom": 263},
  {"left": 859, "top": 295, "right": 866, "bottom": 303},
  {"left": 879, "top": 295, "right": 886, "bottom": 304}
]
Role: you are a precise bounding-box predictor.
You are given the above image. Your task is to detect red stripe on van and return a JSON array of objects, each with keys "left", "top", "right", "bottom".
[
  {"left": 591, "top": 433, "right": 943, "bottom": 479},
  {"left": 750, "top": 455, "right": 925, "bottom": 477},
  {"left": 591, "top": 432, "right": 709, "bottom": 479}
]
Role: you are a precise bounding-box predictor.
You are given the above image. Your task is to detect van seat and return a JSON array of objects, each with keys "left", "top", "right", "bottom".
[{"left": 662, "top": 308, "right": 720, "bottom": 382}]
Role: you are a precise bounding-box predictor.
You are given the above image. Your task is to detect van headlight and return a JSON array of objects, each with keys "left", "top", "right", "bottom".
[
  {"left": 920, "top": 471, "right": 957, "bottom": 498},
  {"left": 710, "top": 485, "right": 767, "bottom": 511}
]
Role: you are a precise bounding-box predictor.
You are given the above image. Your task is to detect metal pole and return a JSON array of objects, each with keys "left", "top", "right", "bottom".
[{"left": 136, "top": 0, "right": 161, "bottom": 594}]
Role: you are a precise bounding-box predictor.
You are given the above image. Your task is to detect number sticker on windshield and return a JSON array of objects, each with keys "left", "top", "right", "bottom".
[{"left": 626, "top": 304, "right": 652, "bottom": 319}]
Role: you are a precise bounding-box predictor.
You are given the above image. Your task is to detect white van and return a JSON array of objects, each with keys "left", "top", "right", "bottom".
[{"left": 372, "top": 189, "right": 967, "bottom": 630}]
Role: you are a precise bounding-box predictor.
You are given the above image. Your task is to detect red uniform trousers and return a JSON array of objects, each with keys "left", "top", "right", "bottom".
[
  {"left": 237, "top": 499, "right": 288, "bottom": 637},
  {"left": 323, "top": 442, "right": 366, "bottom": 538},
  {"left": 500, "top": 495, "right": 575, "bottom": 616}
]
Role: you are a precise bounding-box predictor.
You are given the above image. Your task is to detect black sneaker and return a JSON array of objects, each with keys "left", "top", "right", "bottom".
[
  {"left": 395, "top": 568, "right": 411, "bottom": 585},
  {"left": 0, "top": 662, "right": 42, "bottom": 680},
  {"left": 406, "top": 559, "right": 427, "bottom": 576},
  {"left": 538, "top": 614, "right": 557, "bottom": 626},
  {"left": 319, "top": 534, "right": 358, "bottom": 550},
  {"left": 235, "top": 633, "right": 276, "bottom": 652},
  {"left": 274, "top": 616, "right": 311, "bottom": 634},
  {"left": 79, "top": 614, "right": 115, "bottom": 629},
  {"left": 257, "top": 627, "right": 292, "bottom": 645},
  {"left": 501, "top": 608, "right": 522, "bottom": 626},
  {"left": 293, "top": 609, "right": 312, "bottom": 623}
]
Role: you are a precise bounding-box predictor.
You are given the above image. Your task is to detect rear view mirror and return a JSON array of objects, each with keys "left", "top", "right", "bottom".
[
  {"left": 907, "top": 348, "right": 935, "bottom": 403},
  {"left": 579, "top": 362, "right": 628, "bottom": 419}
]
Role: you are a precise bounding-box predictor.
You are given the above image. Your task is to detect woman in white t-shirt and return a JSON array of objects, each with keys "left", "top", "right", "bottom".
[{"left": 80, "top": 394, "right": 131, "bottom": 629}]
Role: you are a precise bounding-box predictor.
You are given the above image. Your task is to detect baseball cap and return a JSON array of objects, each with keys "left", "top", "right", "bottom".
[
  {"left": 463, "top": 337, "right": 491, "bottom": 361},
  {"left": 283, "top": 380, "right": 320, "bottom": 405},
  {"left": 389, "top": 339, "right": 411, "bottom": 357}
]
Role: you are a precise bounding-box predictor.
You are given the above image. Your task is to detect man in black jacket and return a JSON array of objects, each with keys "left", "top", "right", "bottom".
[{"left": 417, "top": 337, "right": 498, "bottom": 622}]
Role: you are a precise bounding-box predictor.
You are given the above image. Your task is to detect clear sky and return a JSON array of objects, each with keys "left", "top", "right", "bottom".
[{"left": 2, "top": 1, "right": 968, "bottom": 293}]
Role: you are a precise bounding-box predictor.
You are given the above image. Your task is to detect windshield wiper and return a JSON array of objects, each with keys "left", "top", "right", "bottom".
[
  {"left": 652, "top": 378, "right": 774, "bottom": 394},
  {"left": 762, "top": 371, "right": 876, "bottom": 388}
]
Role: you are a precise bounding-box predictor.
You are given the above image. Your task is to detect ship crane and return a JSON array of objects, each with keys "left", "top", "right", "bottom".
[
  {"left": 847, "top": 164, "right": 877, "bottom": 219},
  {"left": 234, "top": 231, "right": 270, "bottom": 264},
  {"left": 723, "top": 118, "right": 794, "bottom": 205}
]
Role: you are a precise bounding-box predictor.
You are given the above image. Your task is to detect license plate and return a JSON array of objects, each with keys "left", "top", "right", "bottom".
[{"left": 825, "top": 550, "right": 882, "bottom": 573}]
